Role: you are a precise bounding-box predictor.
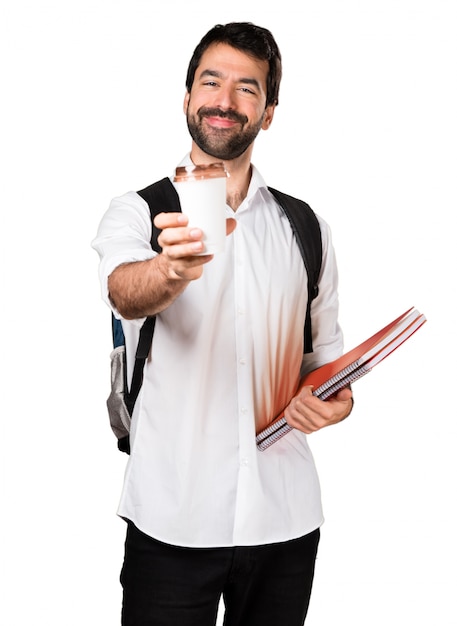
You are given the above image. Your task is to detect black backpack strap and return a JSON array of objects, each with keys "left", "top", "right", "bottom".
[
  {"left": 268, "top": 187, "right": 322, "bottom": 354},
  {"left": 124, "top": 316, "right": 157, "bottom": 416},
  {"left": 119, "top": 178, "right": 181, "bottom": 426},
  {"left": 137, "top": 177, "right": 181, "bottom": 252}
]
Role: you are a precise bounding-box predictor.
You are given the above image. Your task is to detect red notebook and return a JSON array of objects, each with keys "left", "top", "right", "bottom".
[{"left": 256, "top": 307, "right": 427, "bottom": 451}]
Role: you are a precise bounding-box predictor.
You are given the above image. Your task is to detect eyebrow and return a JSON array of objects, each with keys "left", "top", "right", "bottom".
[{"left": 199, "top": 69, "right": 261, "bottom": 91}]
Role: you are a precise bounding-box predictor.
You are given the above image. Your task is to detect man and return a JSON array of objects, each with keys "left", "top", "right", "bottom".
[{"left": 93, "top": 22, "right": 353, "bottom": 626}]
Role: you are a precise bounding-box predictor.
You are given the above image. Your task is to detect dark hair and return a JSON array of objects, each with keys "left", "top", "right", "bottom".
[{"left": 185, "top": 22, "right": 282, "bottom": 107}]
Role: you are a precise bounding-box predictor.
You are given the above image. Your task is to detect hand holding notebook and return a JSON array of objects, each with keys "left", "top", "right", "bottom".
[
  {"left": 284, "top": 382, "right": 353, "bottom": 435},
  {"left": 256, "top": 307, "right": 427, "bottom": 451}
]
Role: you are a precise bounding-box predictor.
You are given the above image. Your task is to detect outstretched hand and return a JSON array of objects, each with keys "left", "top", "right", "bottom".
[{"left": 153, "top": 213, "right": 236, "bottom": 281}]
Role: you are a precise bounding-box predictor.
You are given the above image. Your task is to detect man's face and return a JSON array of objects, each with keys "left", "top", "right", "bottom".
[{"left": 184, "top": 43, "right": 275, "bottom": 161}]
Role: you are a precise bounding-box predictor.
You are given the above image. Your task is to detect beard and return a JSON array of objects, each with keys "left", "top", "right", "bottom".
[{"left": 186, "top": 106, "right": 265, "bottom": 160}]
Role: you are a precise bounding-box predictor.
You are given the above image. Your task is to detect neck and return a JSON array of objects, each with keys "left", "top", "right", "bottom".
[{"left": 225, "top": 160, "right": 252, "bottom": 211}]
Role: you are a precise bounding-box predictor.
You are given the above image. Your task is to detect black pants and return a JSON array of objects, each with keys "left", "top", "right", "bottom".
[{"left": 121, "top": 521, "right": 320, "bottom": 626}]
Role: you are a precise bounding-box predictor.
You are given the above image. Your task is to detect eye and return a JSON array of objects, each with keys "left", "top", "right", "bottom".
[{"left": 239, "top": 87, "right": 256, "bottom": 95}]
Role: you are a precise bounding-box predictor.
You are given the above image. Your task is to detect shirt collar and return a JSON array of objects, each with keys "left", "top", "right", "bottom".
[{"left": 247, "top": 164, "right": 268, "bottom": 200}]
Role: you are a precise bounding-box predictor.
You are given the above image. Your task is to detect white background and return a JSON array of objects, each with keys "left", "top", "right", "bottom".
[{"left": 1, "top": 1, "right": 456, "bottom": 624}]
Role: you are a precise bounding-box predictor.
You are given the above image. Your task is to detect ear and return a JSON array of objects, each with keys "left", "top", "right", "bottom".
[
  {"left": 261, "top": 104, "right": 276, "bottom": 130},
  {"left": 183, "top": 91, "right": 190, "bottom": 115}
]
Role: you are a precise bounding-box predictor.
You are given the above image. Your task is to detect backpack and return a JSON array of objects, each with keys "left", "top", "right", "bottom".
[{"left": 107, "top": 177, "right": 322, "bottom": 453}]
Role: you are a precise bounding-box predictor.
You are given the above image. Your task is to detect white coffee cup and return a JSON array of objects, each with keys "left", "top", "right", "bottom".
[{"left": 173, "top": 162, "right": 228, "bottom": 255}]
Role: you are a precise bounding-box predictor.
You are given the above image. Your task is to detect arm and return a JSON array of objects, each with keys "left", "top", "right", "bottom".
[
  {"left": 108, "top": 212, "right": 236, "bottom": 319},
  {"left": 285, "top": 215, "right": 353, "bottom": 433}
]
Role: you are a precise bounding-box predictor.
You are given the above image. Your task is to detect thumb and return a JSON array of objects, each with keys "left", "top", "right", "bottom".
[{"left": 226, "top": 218, "right": 237, "bottom": 236}]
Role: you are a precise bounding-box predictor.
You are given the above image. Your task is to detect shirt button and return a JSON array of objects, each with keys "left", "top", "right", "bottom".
[
  {"left": 240, "top": 458, "right": 249, "bottom": 467},
  {"left": 239, "top": 358, "right": 246, "bottom": 365}
]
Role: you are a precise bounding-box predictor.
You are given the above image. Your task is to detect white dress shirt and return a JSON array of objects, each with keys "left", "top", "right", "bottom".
[{"left": 92, "top": 159, "right": 344, "bottom": 548}]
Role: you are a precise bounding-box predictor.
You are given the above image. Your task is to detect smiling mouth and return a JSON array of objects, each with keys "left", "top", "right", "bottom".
[
  {"left": 204, "top": 116, "right": 239, "bottom": 129},
  {"left": 198, "top": 107, "right": 248, "bottom": 128}
]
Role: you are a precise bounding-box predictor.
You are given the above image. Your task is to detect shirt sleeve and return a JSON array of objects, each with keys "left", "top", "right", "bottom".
[
  {"left": 300, "top": 215, "right": 344, "bottom": 376},
  {"left": 91, "top": 190, "right": 156, "bottom": 321}
]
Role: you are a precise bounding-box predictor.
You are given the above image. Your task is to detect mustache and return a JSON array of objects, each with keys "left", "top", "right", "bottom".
[{"left": 198, "top": 107, "right": 248, "bottom": 126}]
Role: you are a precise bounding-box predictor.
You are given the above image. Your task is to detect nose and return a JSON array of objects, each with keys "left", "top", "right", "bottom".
[{"left": 214, "top": 84, "right": 237, "bottom": 111}]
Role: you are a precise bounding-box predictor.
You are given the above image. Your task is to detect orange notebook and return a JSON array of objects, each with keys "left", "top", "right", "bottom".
[{"left": 256, "top": 307, "right": 427, "bottom": 451}]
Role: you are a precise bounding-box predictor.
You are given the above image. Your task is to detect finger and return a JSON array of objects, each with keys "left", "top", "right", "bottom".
[
  {"left": 162, "top": 248, "right": 214, "bottom": 282},
  {"left": 335, "top": 387, "right": 352, "bottom": 402},
  {"left": 170, "top": 256, "right": 214, "bottom": 280},
  {"left": 162, "top": 241, "right": 213, "bottom": 262},
  {"left": 158, "top": 225, "right": 204, "bottom": 249},
  {"left": 297, "top": 385, "right": 314, "bottom": 401},
  {"left": 153, "top": 212, "right": 188, "bottom": 229},
  {"left": 285, "top": 399, "right": 320, "bottom": 433},
  {"left": 285, "top": 410, "right": 317, "bottom": 434}
]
